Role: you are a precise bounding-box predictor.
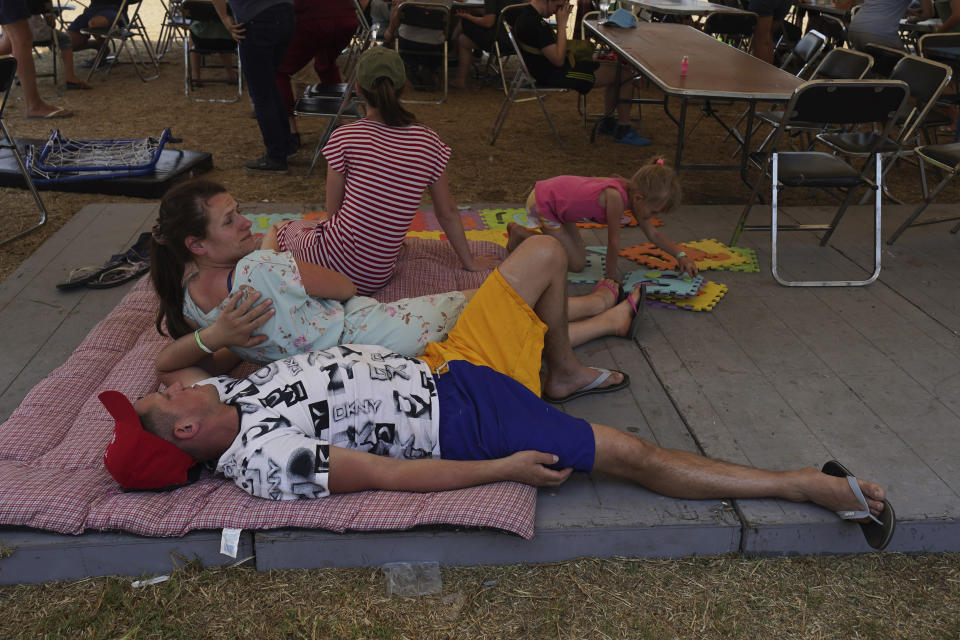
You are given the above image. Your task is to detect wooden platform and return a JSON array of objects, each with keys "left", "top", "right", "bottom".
[{"left": 1, "top": 201, "right": 958, "bottom": 584}]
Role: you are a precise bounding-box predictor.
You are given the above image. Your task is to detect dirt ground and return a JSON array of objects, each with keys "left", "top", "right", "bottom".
[{"left": 3, "top": 3, "right": 956, "bottom": 282}]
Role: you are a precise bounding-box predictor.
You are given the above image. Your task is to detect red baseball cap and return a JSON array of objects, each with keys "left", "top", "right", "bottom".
[{"left": 99, "top": 390, "right": 199, "bottom": 490}]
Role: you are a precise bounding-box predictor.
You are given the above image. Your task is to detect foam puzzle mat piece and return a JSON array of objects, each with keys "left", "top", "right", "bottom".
[
  {"left": 714, "top": 246, "right": 760, "bottom": 273},
  {"left": 466, "top": 229, "right": 509, "bottom": 247},
  {"left": 458, "top": 208, "right": 485, "bottom": 231},
  {"left": 682, "top": 238, "right": 750, "bottom": 270},
  {"left": 650, "top": 281, "right": 728, "bottom": 311},
  {"left": 620, "top": 243, "right": 676, "bottom": 270},
  {"left": 567, "top": 254, "right": 606, "bottom": 283},
  {"left": 623, "top": 269, "right": 704, "bottom": 298},
  {"left": 480, "top": 208, "right": 524, "bottom": 230}
]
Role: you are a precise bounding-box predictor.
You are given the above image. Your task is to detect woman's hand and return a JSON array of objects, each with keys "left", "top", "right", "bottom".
[
  {"left": 208, "top": 289, "right": 275, "bottom": 349},
  {"left": 499, "top": 451, "right": 573, "bottom": 486}
]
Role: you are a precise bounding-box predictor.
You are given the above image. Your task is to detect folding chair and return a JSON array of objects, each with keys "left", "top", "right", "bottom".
[
  {"left": 777, "top": 28, "right": 828, "bottom": 79},
  {"left": 181, "top": 0, "right": 242, "bottom": 103},
  {"left": 749, "top": 47, "right": 874, "bottom": 151},
  {"left": 731, "top": 79, "right": 910, "bottom": 286},
  {"left": 29, "top": 6, "right": 61, "bottom": 86},
  {"left": 81, "top": 0, "right": 160, "bottom": 82},
  {"left": 824, "top": 55, "right": 952, "bottom": 204},
  {"left": 918, "top": 32, "right": 960, "bottom": 142},
  {"left": 809, "top": 13, "right": 847, "bottom": 50},
  {"left": 489, "top": 22, "right": 567, "bottom": 145},
  {"left": 886, "top": 142, "right": 960, "bottom": 243},
  {"left": 861, "top": 42, "right": 906, "bottom": 77},
  {"left": 394, "top": 1, "right": 451, "bottom": 104},
  {"left": 492, "top": 2, "right": 529, "bottom": 95},
  {"left": 156, "top": 0, "right": 190, "bottom": 60},
  {"left": 702, "top": 11, "right": 758, "bottom": 52},
  {"left": 0, "top": 58, "right": 48, "bottom": 247}
]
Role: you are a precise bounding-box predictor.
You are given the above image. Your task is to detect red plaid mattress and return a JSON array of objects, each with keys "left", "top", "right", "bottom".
[{"left": 0, "top": 239, "right": 537, "bottom": 539}]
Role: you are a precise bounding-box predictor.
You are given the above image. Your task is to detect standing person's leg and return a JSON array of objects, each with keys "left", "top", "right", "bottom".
[
  {"left": 240, "top": 3, "right": 295, "bottom": 171},
  {"left": 0, "top": 10, "right": 69, "bottom": 118},
  {"left": 594, "top": 62, "right": 650, "bottom": 145}
]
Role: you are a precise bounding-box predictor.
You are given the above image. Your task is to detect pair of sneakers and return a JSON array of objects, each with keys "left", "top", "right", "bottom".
[{"left": 598, "top": 117, "right": 652, "bottom": 147}]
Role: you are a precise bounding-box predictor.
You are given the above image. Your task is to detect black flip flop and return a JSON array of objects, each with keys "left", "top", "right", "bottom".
[
  {"left": 85, "top": 261, "right": 149, "bottom": 289},
  {"left": 56, "top": 265, "right": 106, "bottom": 290},
  {"left": 626, "top": 283, "right": 647, "bottom": 343},
  {"left": 822, "top": 460, "right": 896, "bottom": 551}
]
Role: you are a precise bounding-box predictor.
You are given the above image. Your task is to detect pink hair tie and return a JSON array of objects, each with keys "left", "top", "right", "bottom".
[{"left": 655, "top": 157, "right": 665, "bottom": 165}]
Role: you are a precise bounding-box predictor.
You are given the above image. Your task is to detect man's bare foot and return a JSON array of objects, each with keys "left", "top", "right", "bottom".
[
  {"left": 506, "top": 221, "right": 538, "bottom": 253},
  {"left": 795, "top": 467, "right": 886, "bottom": 520},
  {"left": 542, "top": 365, "right": 627, "bottom": 400}
]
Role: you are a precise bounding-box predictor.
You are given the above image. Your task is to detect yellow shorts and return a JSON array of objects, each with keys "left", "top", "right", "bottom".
[{"left": 420, "top": 268, "right": 547, "bottom": 396}]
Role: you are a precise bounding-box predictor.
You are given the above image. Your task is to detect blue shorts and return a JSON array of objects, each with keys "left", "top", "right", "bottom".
[
  {"left": 747, "top": 0, "right": 791, "bottom": 19},
  {"left": 437, "top": 360, "right": 596, "bottom": 472},
  {"left": 68, "top": 5, "right": 123, "bottom": 32},
  {"left": 0, "top": 0, "right": 31, "bottom": 25}
]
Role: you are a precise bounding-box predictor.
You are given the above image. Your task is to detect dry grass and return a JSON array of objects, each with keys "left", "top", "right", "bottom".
[{"left": 1, "top": 554, "right": 958, "bottom": 639}]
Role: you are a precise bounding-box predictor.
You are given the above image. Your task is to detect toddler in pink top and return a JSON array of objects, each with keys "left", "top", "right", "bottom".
[{"left": 507, "top": 157, "right": 698, "bottom": 280}]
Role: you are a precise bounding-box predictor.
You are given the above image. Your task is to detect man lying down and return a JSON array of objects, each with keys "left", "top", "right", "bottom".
[{"left": 100, "top": 235, "right": 896, "bottom": 551}]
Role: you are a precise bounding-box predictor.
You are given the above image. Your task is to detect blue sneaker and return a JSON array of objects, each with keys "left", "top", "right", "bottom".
[{"left": 614, "top": 128, "right": 652, "bottom": 147}]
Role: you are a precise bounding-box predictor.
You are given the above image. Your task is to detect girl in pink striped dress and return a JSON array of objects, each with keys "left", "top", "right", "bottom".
[
  {"left": 506, "top": 158, "right": 699, "bottom": 281},
  {"left": 275, "top": 47, "right": 498, "bottom": 296}
]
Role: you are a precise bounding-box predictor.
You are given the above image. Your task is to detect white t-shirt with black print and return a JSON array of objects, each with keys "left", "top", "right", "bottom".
[{"left": 204, "top": 345, "right": 440, "bottom": 500}]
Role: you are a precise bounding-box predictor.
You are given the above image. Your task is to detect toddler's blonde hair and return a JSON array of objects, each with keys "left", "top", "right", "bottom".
[{"left": 630, "top": 156, "right": 681, "bottom": 213}]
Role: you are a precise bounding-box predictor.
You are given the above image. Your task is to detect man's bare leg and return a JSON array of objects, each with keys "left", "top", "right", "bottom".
[
  {"left": 496, "top": 235, "right": 627, "bottom": 398},
  {"left": 2, "top": 19, "right": 67, "bottom": 118},
  {"left": 591, "top": 423, "right": 887, "bottom": 517}
]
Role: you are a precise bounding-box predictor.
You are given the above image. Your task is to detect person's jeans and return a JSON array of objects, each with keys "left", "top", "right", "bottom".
[{"left": 239, "top": 2, "right": 295, "bottom": 164}]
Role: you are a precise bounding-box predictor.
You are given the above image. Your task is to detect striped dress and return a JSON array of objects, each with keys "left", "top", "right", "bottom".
[{"left": 277, "top": 118, "right": 451, "bottom": 295}]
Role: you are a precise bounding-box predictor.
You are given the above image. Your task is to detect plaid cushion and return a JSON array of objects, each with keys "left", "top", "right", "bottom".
[{"left": 0, "top": 240, "right": 536, "bottom": 539}]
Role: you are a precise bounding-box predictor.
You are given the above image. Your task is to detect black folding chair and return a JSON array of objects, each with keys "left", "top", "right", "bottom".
[
  {"left": 181, "top": 0, "right": 242, "bottom": 103},
  {"left": 861, "top": 43, "right": 906, "bottom": 78},
  {"left": 81, "top": 0, "right": 160, "bottom": 82},
  {"left": 702, "top": 11, "right": 758, "bottom": 52},
  {"left": 886, "top": 142, "right": 960, "bottom": 243},
  {"left": 394, "top": 1, "right": 451, "bottom": 104},
  {"left": 732, "top": 79, "right": 910, "bottom": 287},
  {"left": 749, "top": 47, "right": 874, "bottom": 152},
  {"left": 777, "top": 28, "right": 828, "bottom": 78},
  {"left": 29, "top": 1, "right": 61, "bottom": 85},
  {"left": 822, "top": 55, "right": 952, "bottom": 204},
  {"left": 0, "top": 58, "right": 48, "bottom": 247}
]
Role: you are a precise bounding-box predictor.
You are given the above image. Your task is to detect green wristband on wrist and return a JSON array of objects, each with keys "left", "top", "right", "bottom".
[
  {"left": 675, "top": 251, "right": 687, "bottom": 260},
  {"left": 194, "top": 329, "right": 214, "bottom": 354}
]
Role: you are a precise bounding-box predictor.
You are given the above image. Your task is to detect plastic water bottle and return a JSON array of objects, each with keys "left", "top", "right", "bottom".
[{"left": 681, "top": 55, "right": 688, "bottom": 77}]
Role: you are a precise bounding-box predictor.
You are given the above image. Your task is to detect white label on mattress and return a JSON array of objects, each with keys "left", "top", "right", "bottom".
[{"left": 220, "top": 527, "right": 242, "bottom": 558}]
